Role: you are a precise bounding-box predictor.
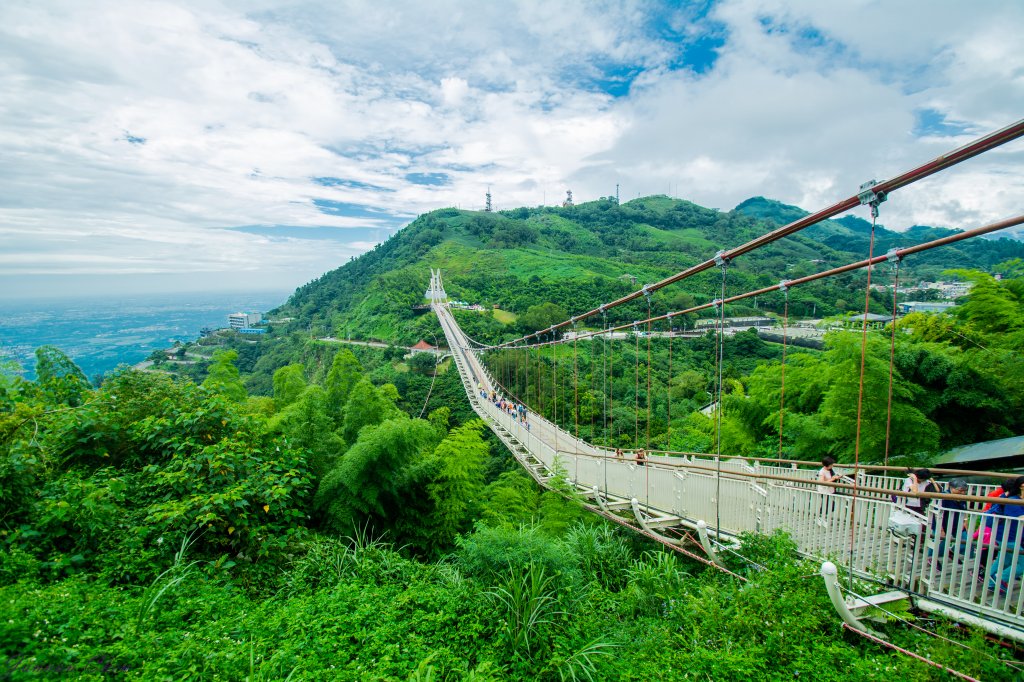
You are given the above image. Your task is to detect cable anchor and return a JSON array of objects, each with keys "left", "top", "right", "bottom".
[{"left": 858, "top": 179, "right": 888, "bottom": 219}]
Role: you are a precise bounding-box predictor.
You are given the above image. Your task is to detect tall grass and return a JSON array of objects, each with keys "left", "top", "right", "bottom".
[
  {"left": 134, "top": 528, "right": 203, "bottom": 633},
  {"left": 488, "top": 562, "right": 561, "bottom": 657}
]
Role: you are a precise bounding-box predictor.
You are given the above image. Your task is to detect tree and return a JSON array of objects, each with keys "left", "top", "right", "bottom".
[
  {"left": 818, "top": 333, "right": 938, "bottom": 462},
  {"left": 268, "top": 385, "right": 345, "bottom": 479},
  {"left": 325, "top": 349, "right": 363, "bottom": 418},
  {"left": 479, "top": 470, "right": 541, "bottom": 528},
  {"left": 272, "top": 363, "right": 307, "bottom": 410},
  {"left": 342, "top": 379, "right": 399, "bottom": 443},
  {"left": 34, "top": 345, "right": 90, "bottom": 406},
  {"left": 408, "top": 351, "right": 437, "bottom": 375},
  {"left": 202, "top": 349, "right": 246, "bottom": 402},
  {"left": 314, "top": 416, "right": 436, "bottom": 532},
  {"left": 414, "top": 420, "right": 490, "bottom": 552},
  {"left": 949, "top": 269, "right": 1023, "bottom": 336},
  {"left": 519, "top": 302, "right": 568, "bottom": 335}
]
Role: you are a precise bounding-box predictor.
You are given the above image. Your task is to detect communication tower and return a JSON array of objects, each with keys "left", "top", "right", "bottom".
[
  {"left": 615, "top": 183, "right": 620, "bottom": 205},
  {"left": 562, "top": 190, "right": 574, "bottom": 207},
  {"left": 485, "top": 186, "right": 492, "bottom": 212}
]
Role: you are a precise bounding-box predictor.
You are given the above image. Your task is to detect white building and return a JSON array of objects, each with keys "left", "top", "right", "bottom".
[{"left": 228, "top": 312, "right": 262, "bottom": 329}]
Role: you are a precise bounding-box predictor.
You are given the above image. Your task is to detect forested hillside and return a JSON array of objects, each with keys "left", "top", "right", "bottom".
[{"left": 273, "top": 195, "right": 1024, "bottom": 347}]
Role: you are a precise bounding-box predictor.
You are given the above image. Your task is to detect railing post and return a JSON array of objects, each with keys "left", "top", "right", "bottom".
[
  {"left": 696, "top": 520, "right": 726, "bottom": 568},
  {"left": 820, "top": 562, "right": 878, "bottom": 636}
]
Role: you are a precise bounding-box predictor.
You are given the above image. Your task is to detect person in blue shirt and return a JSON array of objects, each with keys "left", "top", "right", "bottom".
[{"left": 984, "top": 476, "right": 1024, "bottom": 593}]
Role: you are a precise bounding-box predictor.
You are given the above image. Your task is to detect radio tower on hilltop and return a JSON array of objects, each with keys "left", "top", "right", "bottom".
[
  {"left": 615, "top": 183, "right": 620, "bottom": 205},
  {"left": 485, "top": 186, "right": 492, "bottom": 212},
  {"left": 563, "top": 189, "right": 574, "bottom": 207}
]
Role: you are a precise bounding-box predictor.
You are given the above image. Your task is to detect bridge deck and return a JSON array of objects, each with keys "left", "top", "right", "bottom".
[{"left": 430, "top": 273, "right": 1024, "bottom": 637}]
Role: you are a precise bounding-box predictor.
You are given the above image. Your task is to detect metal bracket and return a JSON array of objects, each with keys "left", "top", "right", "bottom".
[
  {"left": 696, "top": 520, "right": 727, "bottom": 568},
  {"left": 778, "top": 281, "right": 788, "bottom": 294},
  {"left": 884, "top": 248, "right": 902, "bottom": 263},
  {"left": 631, "top": 498, "right": 683, "bottom": 546},
  {"left": 714, "top": 250, "right": 728, "bottom": 267},
  {"left": 858, "top": 179, "right": 888, "bottom": 218},
  {"left": 820, "top": 562, "right": 882, "bottom": 637},
  {"left": 642, "top": 284, "right": 652, "bottom": 299}
]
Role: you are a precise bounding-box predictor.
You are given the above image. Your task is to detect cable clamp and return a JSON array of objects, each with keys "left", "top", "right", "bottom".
[
  {"left": 642, "top": 284, "right": 652, "bottom": 299},
  {"left": 778, "top": 281, "right": 788, "bottom": 293},
  {"left": 714, "top": 250, "right": 728, "bottom": 267},
  {"left": 599, "top": 304, "right": 606, "bottom": 313},
  {"left": 884, "top": 248, "right": 902, "bottom": 263},
  {"left": 666, "top": 311, "right": 675, "bottom": 319},
  {"left": 858, "top": 179, "right": 888, "bottom": 218}
]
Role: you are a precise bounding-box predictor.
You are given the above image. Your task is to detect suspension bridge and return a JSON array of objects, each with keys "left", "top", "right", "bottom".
[{"left": 429, "top": 118, "right": 1024, "bottom": 650}]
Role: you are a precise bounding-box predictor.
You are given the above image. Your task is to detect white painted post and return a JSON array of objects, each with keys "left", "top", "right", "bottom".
[
  {"left": 820, "top": 562, "right": 877, "bottom": 636},
  {"left": 696, "top": 520, "right": 726, "bottom": 568}
]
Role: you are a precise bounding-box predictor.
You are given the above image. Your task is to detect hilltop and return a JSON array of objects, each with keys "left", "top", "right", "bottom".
[{"left": 271, "top": 195, "right": 1024, "bottom": 345}]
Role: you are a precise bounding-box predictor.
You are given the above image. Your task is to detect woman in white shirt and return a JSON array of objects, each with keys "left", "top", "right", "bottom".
[{"left": 817, "top": 456, "right": 840, "bottom": 495}]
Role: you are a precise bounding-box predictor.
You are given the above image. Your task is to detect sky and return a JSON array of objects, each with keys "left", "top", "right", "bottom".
[{"left": 1, "top": 0, "right": 1022, "bottom": 299}]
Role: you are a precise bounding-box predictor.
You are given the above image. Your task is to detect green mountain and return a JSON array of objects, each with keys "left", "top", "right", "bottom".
[
  {"left": 734, "top": 196, "right": 1021, "bottom": 274},
  {"left": 273, "top": 195, "right": 1024, "bottom": 346}
]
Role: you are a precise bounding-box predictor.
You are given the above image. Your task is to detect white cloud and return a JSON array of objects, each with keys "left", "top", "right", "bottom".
[{"left": 0, "top": 0, "right": 1021, "bottom": 297}]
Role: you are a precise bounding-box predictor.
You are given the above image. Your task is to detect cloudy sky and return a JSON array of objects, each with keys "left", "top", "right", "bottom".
[{"left": 1, "top": 0, "right": 1022, "bottom": 299}]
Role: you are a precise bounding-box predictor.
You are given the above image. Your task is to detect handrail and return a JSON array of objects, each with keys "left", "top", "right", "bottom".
[{"left": 552, "top": 449, "right": 1024, "bottom": 506}]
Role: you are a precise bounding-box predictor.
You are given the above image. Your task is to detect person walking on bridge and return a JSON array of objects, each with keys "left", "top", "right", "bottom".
[{"left": 816, "top": 456, "right": 840, "bottom": 495}]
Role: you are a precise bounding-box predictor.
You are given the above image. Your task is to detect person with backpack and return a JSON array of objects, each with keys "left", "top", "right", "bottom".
[{"left": 916, "top": 469, "right": 940, "bottom": 514}]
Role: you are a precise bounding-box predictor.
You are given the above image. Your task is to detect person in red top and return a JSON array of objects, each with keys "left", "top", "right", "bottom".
[{"left": 982, "top": 479, "right": 1015, "bottom": 512}]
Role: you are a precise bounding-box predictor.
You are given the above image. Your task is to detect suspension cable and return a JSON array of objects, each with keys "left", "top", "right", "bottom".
[
  {"left": 573, "top": 320, "right": 579, "bottom": 454},
  {"left": 838, "top": 585, "right": 1024, "bottom": 674},
  {"left": 883, "top": 255, "right": 902, "bottom": 467},
  {"left": 778, "top": 285, "right": 789, "bottom": 457},
  {"left": 667, "top": 311, "right": 673, "bottom": 449},
  {"left": 646, "top": 294, "right": 653, "bottom": 450},
  {"left": 840, "top": 624, "right": 980, "bottom": 682},
  {"left": 850, "top": 199, "right": 880, "bottom": 588},
  {"left": 552, "top": 330, "right": 558, "bottom": 455},
  {"left": 715, "top": 255, "right": 728, "bottom": 536},
  {"left": 609, "top": 314, "right": 615, "bottom": 447},
  {"left": 589, "top": 324, "right": 596, "bottom": 442},
  {"left": 634, "top": 322, "right": 640, "bottom": 448}
]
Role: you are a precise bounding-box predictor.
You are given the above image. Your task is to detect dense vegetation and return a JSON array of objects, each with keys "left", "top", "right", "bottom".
[
  {"left": 2, "top": 346, "right": 1021, "bottom": 680},
  {"left": 4, "top": 195, "right": 1024, "bottom": 679}
]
